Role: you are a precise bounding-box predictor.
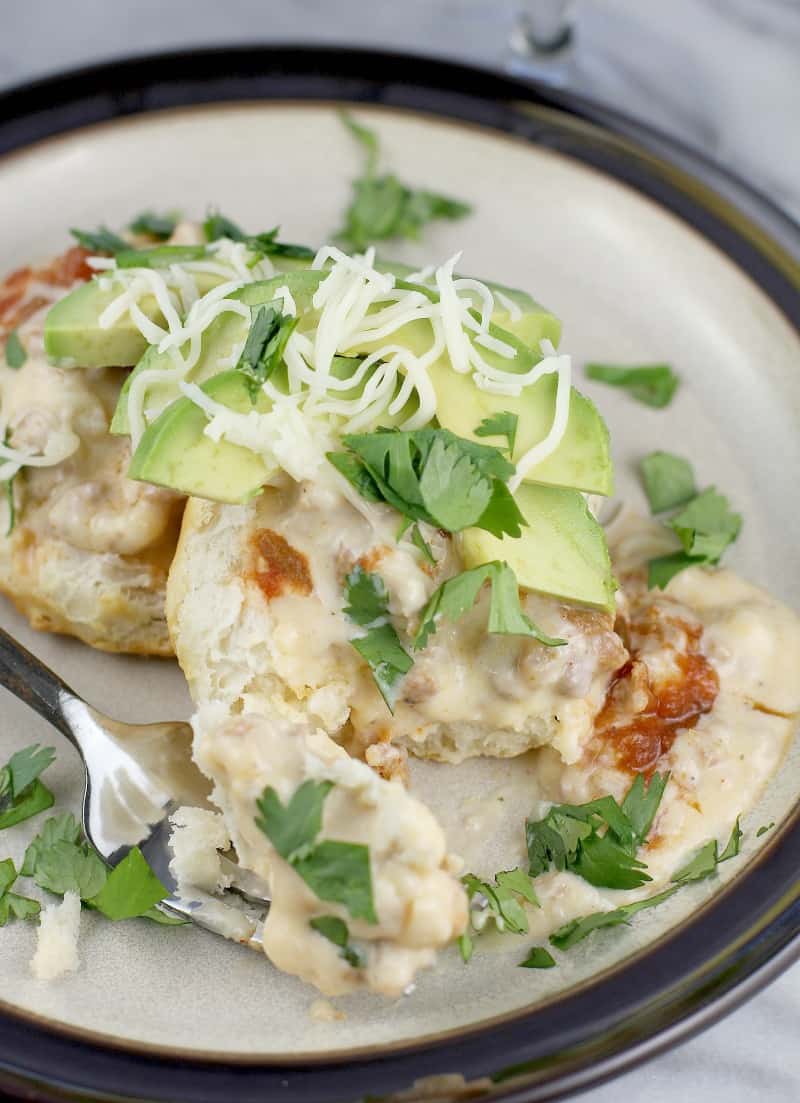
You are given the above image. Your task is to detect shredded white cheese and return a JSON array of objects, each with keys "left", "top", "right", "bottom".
[{"left": 31, "top": 891, "right": 81, "bottom": 981}]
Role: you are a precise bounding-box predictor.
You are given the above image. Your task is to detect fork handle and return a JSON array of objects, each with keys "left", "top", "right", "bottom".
[{"left": 0, "top": 625, "right": 78, "bottom": 746}]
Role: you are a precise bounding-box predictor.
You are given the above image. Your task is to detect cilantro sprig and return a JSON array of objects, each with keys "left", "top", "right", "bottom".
[
  {"left": 460, "top": 867, "right": 540, "bottom": 962},
  {"left": 671, "top": 817, "right": 742, "bottom": 884},
  {"left": 309, "top": 915, "right": 365, "bottom": 969},
  {"left": 640, "top": 451, "right": 696, "bottom": 514},
  {"left": 344, "top": 566, "right": 412, "bottom": 711},
  {"left": 203, "top": 211, "right": 314, "bottom": 259},
  {"left": 129, "top": 210, "right": 179, "bottom": 239},
  {"left": 649, "top": 487, "right": 742, "bottom": 589},
  {"left": 236, "top": 304, "right": 299, "bottom": 402},
  {"left": 0, "top": 857, "right": 40, "bottom": 927},
  {"left": 337, "top": 113, "right": 471, "bottom": 251},
  {"left": 256, "top": 780, "right": 377, "bottom": 923},
  {"left": 549, "top": 887, "right": 679, "bottom": 950},
  {"left": 474, "top": 412, "right": 518, "bottom": 455},
  {"left": 585, "top": 362, "right": 679, "bottom": 408},
  {"left": 414, "top": 561, "right": 565, "bottom": 652},
  {"left": 4, "top": 330, "right": 26, "bottom": 370},
  {"left": 526, "top": 773, "right": 669, "bottom": 890},
  {"left": 70, "top": 226, "right": 128, "bottom": 254},
  {"left": 328, "top": 427, "right": 526, "bottom": 539},
  {"left": 0, "top": 744, "right": 56, "bottom": 830}
]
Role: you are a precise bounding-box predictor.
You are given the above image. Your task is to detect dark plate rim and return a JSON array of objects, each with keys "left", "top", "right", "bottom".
[{"left": 0, "top": 43, "right": 798, "bottom": 1103}]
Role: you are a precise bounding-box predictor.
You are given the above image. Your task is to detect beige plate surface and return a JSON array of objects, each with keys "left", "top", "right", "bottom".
[{"left": 0, "top": 102, "right": 798, "bottom": 1058}]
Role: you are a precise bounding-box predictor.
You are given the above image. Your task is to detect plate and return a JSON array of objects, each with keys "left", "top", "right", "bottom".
[{"left": 0, "top": 47, "right": 799, "bottom": 1103}]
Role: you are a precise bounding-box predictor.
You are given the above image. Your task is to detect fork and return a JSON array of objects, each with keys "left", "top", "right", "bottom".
[{"left": 0, "top": 625, "right": 269, "bottom": 947}]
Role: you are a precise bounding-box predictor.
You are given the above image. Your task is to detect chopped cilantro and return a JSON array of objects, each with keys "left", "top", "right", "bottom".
[
  {"left": 0, "top": 744, "right": 56, "bottom": 830},
  {"left": 115, "top": 244, "right": 208, "bottom": 269},
  {"left": 343, "top": 566, "right": 413, "bottom": 710},
  {"left": 4, "top": 330, "right": 26, "bottom": 370},
  {"left": 640, "top": 452, "right": 696, "bottom": 514},
  {"left": 495, "top": 867, "right": 540, "bottom": 906},
  {"left": 309, "top": 915, "right": 365, "bottom": 968},
  {"left": 458, "top": 931, "right": 474, "bottom": 963},
  {"left": 70, "top": 226, "right": 128, "bottom": 253},
  {"left": 331, "top": 427, "right": 524, "bottom": 540},
  {"left": 351, "top": 624, "right": 413, "bottom": 712},
  {"left": 463, "top": 868, "right": 538, "bottom": 937},
  {"left": 337, "top": 112, "right": 471, "bottom": 250},
  {"left": 474, "top": 412, "right": 518, "bottom": 455},
  {"left": 21, "top": 812, "right": 81, "bottom": 876},
  {"left": 203, "top": 211, "right": 313, "bottom": 258},
  {"left": 519, "top": 946, "right": 556, "bottom": 969},
  {"left": 33, "top": 838, "right": 107, "bottom": 898},
  {"left": 671, "top": 817, "right": 743, "bottom": 884},
  {"left": 88, "top": 847, "right": 169, "bottom": 921},
  {"left": 129, "top": 210, "right": 178, "bottom": 239},
  {"left": 410, "top": 524, "right": 436, "bottom": 565},
  {"left": 649, "top": 487, "right": 742, "bottom": 589},
  {"left": 415, "top": 562, "right": 565, "bottom": 652},
  {"left": 256, "top": 782, "right": 377, "bottom": 923},
  {"left": 550, "top": 887, "right": 679, "bottom": 950},
  {"left": 235, "top": 304, "right": 298, "bottom": 402},
  {"left": 585, "top": 362, "right": 679, "bottom": 408},
  {"left": 0, "top": 859, "right": 39, "bottom": 926},
  {"left": 203, "top": 211, "right": 245, "bottom": 242},
  {"left": 756, "top": 822, "right": 775, "bottom": 838},
  {"left": 526, "top": 773, "right": 669, "bottom": 890}
]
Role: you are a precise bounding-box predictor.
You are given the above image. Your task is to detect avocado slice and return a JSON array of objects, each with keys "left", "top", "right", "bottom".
[
  {"left": 44, "top": 270, "right": 223, "bottom": 367},
  {"left": 459, "top": 483, "right": 615, "bottom": 612},
  {"left": 128, "top": 371, "right": 274, "bottom": 503},
  {"left": 111, "top": 271, "right": 324, "bottom": 435}
]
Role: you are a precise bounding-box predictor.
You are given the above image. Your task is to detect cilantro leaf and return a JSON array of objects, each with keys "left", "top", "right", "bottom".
[
  {"left": 33, "top": 839, "right": 107, "bottom": 898},
  {"left": 669, "top": 488, "right": 742, "bottom": 561},
  {"left": 647, "top": 551, "right": 699, "bottom": 589},
  {"left": 670, "top": 840, "right": 719, "bottom": 884},
  {"left": 70, "top": 226, "right": 128, "bottom": 253},
  {"left": 570, "top": 831, "right": 652, "bottom": 890},
  {"left": 418, "top": 436, "right": 493, "bottom": 532},
  {"left": 640, "top": 452, "right": 696, "bottom": 514},
  {"left": 87, "top": 847, "right": 168, "bottom": 920},
  {"left": 410, "top": 524, "right": 436, "bottom": 565},
  {"left": 245, "top": 228, "right": 314, "bottom": 260},
  {"left": 0, "top": 745, "right": 55, "bottom": 829},
  {"left": 256, "top": 780, "right": 333, "bottom": 863},
  {"left": 718, "top": 816, "right": 743, "bottom": 862},
  {"left": 585, "top": 363, "right": 679, "bottom": 408},
  {"left": 235, "top": 304, "right": 298, "bottom": 402},
  {"left": 296, "top": 840, "right": 377, "bottom": 924},
  {"left": 115, "top": 244, "right": 208, "bottom": 269},
  {"left": 458, "top": 932, "right": 474, "bottom": 963},
  {"left": 21, "top": 812, "right": 82, "bottom": 877},
  {"left": 462, "top": 872, "right": 529, "bottom": 936},
  {"left": 343, "top": 565, "right": 390, "bottom": 626},
  {"left": 475, "top": 412, "right": 518, "bottom": 454},
  {"left": 0, "top": 892, "right": 40, "bottom": 926},
  {"left": 337, "top": 113, "right": 471, "bottom": 250},
  {"left": 129, "top": 210, "right": 178, "bottom": 239},
  {"left": 0, "top": 857, "right": 15, "bottom": 895},
  {"left": 309, "top": 915, "right": 366, "bottom": 968},
  {"left": 549, "top": 887, "right": 679, "bottom": 950},
  {"left": 7, "top": 744, "right": 55, "bottom": 797},
  {"left": 621, "top": 772, "right": 670, "bottom": 848},
  {"left": 415, "top": 562, "right": 564, "bottom": 652},
  {"left": 519, "top": 946, "right": 556, "bottom": 969},
  {"left": 351, "top": 623, "right": 413, "bottom": 711},
  {"left": 327, "top": 451, "right": 383, "bottom": 502},
  {"left": 526, "top": 812, "right": 592, "bottom": 878},
  {"left": 495, "top": 867, "right": 540, "bottom": 907},
  {"left": 203, "top": 211, "right": 246, "bottom": 242},
  {"left": 4, "top": 330, "right": 26, "bottom": 369},
  {"left": 756, "top": 822, "right": 774, "bottom": 838}
]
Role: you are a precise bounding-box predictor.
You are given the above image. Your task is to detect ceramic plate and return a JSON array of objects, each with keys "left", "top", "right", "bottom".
[{"left": 0, "top": 48, "right": 799, "bottom": 1103}]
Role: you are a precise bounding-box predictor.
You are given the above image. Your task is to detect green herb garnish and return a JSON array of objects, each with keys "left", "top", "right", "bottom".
[
  {"left": 410, "top": 524, "right": 436, "bottom": 565},
  {"left": 203, "top": 211, "right": 313, "bottom": 259},
  {"left": 4, "top": 330, "right": 26, "bottom": 370},
  {"left": 256, "top": 781, "right": 376, "bottom": 923},
  {"left": 462, "top": 867, "right": 539, "bottom": 938},
  {"left": 203, "top": 211, "right": 246, "bottom": 242},
  {"left": 129, "top": 210, "right": 178, "bottom": 239},
  {"left": 0, "top": 858, "right": 40, "bottom": 926},
  {"left": 414, "top": 561, "right": 565, "bottom": 652},
  {"left": 458, "top": 932, "right": 474, "bottom": 963},
  {"left": 519, "top": 946, "right": 556, "bottom": 969},
  {"left": 343, "top": 566, "right": 413, "bottom": 710},
  {"left": 649, "top": 487, "right": 742, "bottom": 589},
  {"left": 756, "top": 822, "right": 775, "bottom": 838},
  {"left": 640, "top": 452, "right": 696, "bottom": 514},
  {"left": 474, "top": 412, "right": 518, "bottom": 455},
  {"left": 337, "top": 112, "right": 471, "bottom": 250},
  {"left": 115, "top": 244, "right": 208, "bottom": 269},
  {"left": 88, "top": 847, "right": 170, "bottom": 920},
  {"left": 309, "top": 915, "right": 366, "bottom": 968},
  {"left": 585, "top": 362, "right": 679, "bottom": 408},
  {"left": 235, "top": 304, "right": 298, "bottom": 402},
  {"left": 330, "top": 427, "right": 526, "bottom": 539},
  {"left": 671, "top": 817, "right": 743, "bottom": 884},
  {"left": 70, "top": 226, "right": 128, "bottom": 253},
  {"left": 549, "top": 887, "right": 679, "bottom": 950},
  {"left": 21, "top": 811, "right": 81, "bottom": 876},
  {"left": 0, "top": 744, "right": 56, "bottom": 830},
  {"left": 525, "top": 773, "right": 669, "bottom": 890}
]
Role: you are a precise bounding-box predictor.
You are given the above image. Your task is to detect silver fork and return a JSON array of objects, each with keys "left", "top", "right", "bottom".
[{"left": 0, "top": 625, "right": 269, "bottom": 947}]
